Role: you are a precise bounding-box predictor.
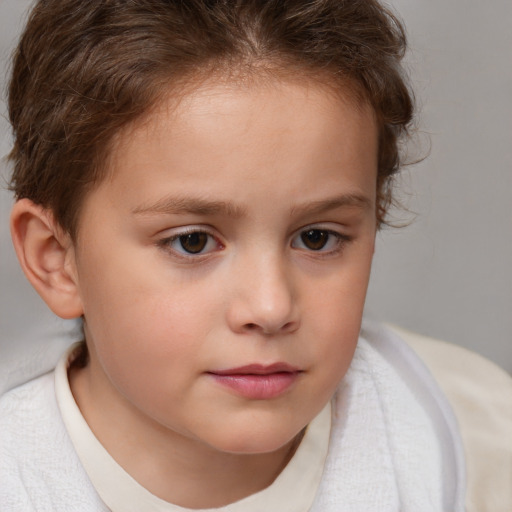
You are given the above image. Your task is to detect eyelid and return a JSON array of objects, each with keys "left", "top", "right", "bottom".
[
  {"left": 157, "top": 225, "right": 224, "bottom": 259},
  {"left": 291, "top": 224, "right": 352, "bottom": 255}
]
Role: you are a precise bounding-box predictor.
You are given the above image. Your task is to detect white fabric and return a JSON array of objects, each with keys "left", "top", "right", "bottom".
[
  {"left": 54, "top": 344, "right": 331, "bottom": 512},
  {"left": 310, "top": 322, "right": 465, "bottom": 511},
  {"left": 0, "top": 323, "right": 466, "bottom": 511},
  {"left": 392, "top": 324, "right": 512, "bottom": 512},
  {"left": 0, "top": 372, "right": 107, "bottom": 511}
]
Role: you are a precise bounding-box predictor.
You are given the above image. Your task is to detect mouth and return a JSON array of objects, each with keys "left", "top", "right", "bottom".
[{"left": 207, "top": 363, "right": 302, "bottom": 400}]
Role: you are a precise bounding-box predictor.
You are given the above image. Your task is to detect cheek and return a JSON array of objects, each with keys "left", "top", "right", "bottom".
[
  {"left": 77, "top": 252, "right": 212, "bottom": 385},
  {"left": 89, "top": 285, "right": 207, "bottom": 363},
  {"left": 85, "top": 291, "right": 204, "bottom": 418},
  {"left": 303, "top": 249, "right": 373, "bottom": 375},
  {"left": 310, "top": 294, "right": 361, "bottom": 368},
  {"left": 307, "top": 249, "right": 372, "bottom": 324}
]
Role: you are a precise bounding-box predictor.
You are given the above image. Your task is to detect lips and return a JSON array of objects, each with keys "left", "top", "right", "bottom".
[{"left": 208, "top": 363, "right": 301, "bottom": 400}]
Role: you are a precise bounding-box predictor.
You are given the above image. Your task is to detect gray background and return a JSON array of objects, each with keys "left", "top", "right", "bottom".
[{"left": 1, "top": 0, "right": 511, "bottom": 393}]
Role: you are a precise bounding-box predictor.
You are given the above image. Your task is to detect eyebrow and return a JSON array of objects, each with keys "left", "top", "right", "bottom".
[
  {"left": 132, "top": 193, "right": 372, "bottom": 218},
  {"left": 132, "top": 195, "right": 247, "bottom": 218},
  {"left": 290, "top": 193, "right": 373, "bottom": 216}
]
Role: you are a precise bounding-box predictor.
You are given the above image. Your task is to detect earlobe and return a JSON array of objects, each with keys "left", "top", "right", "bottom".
[{"left": 10, "top": 198, "right": 84, "bottom": 319}]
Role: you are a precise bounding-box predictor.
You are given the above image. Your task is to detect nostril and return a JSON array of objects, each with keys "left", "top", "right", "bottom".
[
  {"left": 243, "top": 320, "right": 299, "bottom": 335},
  {"left": 282, "top": 321, "right": 295, "bottom": 332}
]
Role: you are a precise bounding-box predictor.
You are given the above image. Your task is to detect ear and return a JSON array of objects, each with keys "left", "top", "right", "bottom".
[{"left": 10, "top": 198, "right": 84, "bottom": 319}]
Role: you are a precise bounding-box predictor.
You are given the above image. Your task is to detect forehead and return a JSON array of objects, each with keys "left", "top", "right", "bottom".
[
  {"left": 81, "top": 77, "right": 378, "bottom": 229},
  {"left": 113, "top": 77, "right": 375, "bottom": 165}
]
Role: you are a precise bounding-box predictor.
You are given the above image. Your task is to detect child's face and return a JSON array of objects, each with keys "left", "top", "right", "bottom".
[{"left": 70, "top": 78, "right": 378, "bottom": 455}]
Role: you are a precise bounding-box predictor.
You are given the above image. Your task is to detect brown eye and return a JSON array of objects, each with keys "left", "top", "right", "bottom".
[
  {"left": 300, "top": 229, "right": 329, "bottom": 251},
  {"left": 161, "top": 229, "right": 221, "bottom": 258},
  {"left": 178, "top": 232, "right": 209, "bottom": 254}
]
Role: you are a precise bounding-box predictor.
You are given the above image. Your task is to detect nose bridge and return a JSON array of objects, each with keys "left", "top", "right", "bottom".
[{"left": 228, "top": 244, "right": 298, "bottom": 335}]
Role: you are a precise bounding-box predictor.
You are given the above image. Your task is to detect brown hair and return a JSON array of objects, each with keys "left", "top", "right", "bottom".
[{"left": 8, "top": 0, "right": 413, "bottom": 237}]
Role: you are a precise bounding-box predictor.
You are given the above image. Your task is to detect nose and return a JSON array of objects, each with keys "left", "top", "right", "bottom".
[{"left": 226, "top": 252, "right": 300, "bottom": 336}]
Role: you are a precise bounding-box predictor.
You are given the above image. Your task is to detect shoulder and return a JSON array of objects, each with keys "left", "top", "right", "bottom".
[
  {"left": 388, "top": 324, "right": 512, "bottom": 512},
  {"left": 0, "top": 373, "right": 60, "bottom": 509},
  {"left": 319, "top": 323, "right": 465, "bottom": 511},
  {"left": 0, "top": 371, "right": 58, "bottom": 440},
  {"left": 0, "top": 372, "right": 106, "bottom": 511}
]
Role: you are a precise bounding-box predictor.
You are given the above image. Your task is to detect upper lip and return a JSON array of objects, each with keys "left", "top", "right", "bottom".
[{"left": 209, "top": 363, "right": 300, "bottom": 375}]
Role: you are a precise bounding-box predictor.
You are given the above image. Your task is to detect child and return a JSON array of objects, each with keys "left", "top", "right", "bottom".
[{"left": 0, "top": 0, "right": 473, "bottom": 510}]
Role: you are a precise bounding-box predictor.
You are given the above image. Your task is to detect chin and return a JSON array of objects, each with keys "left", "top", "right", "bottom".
[{"left": 205, "top": 421, "right": 303, "bottom": 455}]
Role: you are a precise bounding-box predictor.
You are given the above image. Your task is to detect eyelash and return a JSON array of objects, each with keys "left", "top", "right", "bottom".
[
  {"left": 158, "top": 228, "right": 222, "bottom": 260},
  {"left": 291, "top": 228, "right": 351, "bottom": 256},
  {"left": 157, "top": 226, "right": 351, "bottom": 260}
]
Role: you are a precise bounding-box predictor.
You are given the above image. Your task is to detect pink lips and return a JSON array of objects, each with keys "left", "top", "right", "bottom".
[{"left": 208, "top": 363, "right": 301, "bottom": 400}]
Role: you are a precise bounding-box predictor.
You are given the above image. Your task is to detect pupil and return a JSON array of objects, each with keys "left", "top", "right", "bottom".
[
  {"left": 180, "top": 233, "right": 208, "bottom": 253},
  {"left": 302, "top": 230, "right": 328, "bottom": 250}
]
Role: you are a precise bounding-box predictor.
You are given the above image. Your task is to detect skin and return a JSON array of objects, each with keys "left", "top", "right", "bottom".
[{"left": 13, "top": 78, "right": 379, "bottom": 508}]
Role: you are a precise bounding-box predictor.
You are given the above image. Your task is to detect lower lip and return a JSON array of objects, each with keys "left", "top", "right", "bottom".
[{"left": 209, "top": 372, "right": 300, "bottom": 400}]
